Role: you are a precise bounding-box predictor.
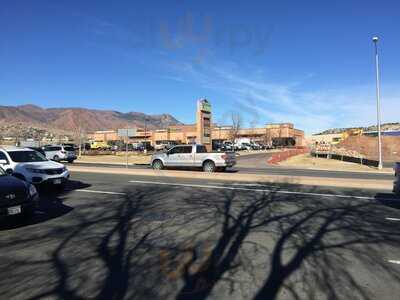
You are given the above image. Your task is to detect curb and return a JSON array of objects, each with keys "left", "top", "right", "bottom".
[{"left": 68, "top": 165, "right": 393, "bottom": 191}]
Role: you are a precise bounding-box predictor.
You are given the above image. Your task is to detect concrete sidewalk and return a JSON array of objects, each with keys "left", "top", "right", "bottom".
[{"left": 68, "top": 165, "right": 393, "bottom": 191}]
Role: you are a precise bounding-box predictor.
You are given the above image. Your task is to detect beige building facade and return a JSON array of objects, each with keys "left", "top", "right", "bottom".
[
  {"left": 89, "top": 123, "right": 305, "bottom": 148},
  {"left": 88, "top": 99, "right": 305, "bottom": 148}
]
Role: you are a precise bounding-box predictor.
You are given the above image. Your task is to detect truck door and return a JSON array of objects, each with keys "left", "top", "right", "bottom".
[
  {"left": 164, "top": 146, "right": 181, "bottom": 166},
  {"left": 180, "top": 145, "right": 195, "bottom": 167},
  {"left": 165, "top": 145, "right": 194, "bottom": 167},
  {"left": 194, "top": 145, "right": 208, "bottom": 166}
]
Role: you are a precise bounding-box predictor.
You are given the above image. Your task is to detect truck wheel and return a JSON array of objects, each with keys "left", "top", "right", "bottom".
[
  {"left": 203, "top": 161, "right": 216, "bottom": 173},
  {"left": 152, "top": 160, "right": 164, "bottom": 170}
]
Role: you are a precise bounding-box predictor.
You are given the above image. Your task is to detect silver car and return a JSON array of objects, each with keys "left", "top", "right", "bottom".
[{"left": 43, "top": 145, "right": 77, "bottom": 163}]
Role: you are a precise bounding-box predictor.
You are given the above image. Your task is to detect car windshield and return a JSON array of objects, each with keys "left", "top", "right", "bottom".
[{"left": 8, "top": 150, "right": 48, "bottom": 162}]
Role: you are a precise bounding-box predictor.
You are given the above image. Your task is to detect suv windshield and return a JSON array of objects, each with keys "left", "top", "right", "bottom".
[
  {"left": 64, "top": 146, "right": 75, "bottom": 151},
  {"left": 0, "top": 168, "right": 5, "bottom": 176},
  {"left": 8, "top": 151, "right": 48, "bottom": 162}
]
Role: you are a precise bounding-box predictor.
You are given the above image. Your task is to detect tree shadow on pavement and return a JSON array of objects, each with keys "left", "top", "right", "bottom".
[
  {"left": 168, "top": 185, "right": 400, "bottom": 300},
  {"left": 0, "top": 180, "right": 90, "bottom": 231},
  {"left": 375, "top": 193, "right": 400, "bottom": 210},
  {"left": 18, "top": 186, "right": 174, "bottom": 300},
  {"left": 2, "top": 182, "right": 400, "bottom": 300}
]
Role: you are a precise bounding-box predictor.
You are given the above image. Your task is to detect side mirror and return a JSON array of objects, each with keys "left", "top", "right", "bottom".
[
  {"left": 0, "top": 159, "right": 8, "bottom": 165},
  {"left": 5, "top": 168, "right": 13, "bottom": 175}
]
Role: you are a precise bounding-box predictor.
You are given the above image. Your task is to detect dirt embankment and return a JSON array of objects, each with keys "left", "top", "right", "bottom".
[{"left": 337, "top": 136, "right": 400, "bottom": 162}]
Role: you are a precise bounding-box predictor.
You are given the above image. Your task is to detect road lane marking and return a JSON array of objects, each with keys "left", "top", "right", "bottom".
[
  {"left": 75, "top": 189, "right": 127, "bottom": 195},
  {"left": 388, "top": 260, "right": 400, "bottom": 265},
  {"left": 385, "top": 218, "right": 400, "bottom": 221},
  {"left": 212, "top": 182, "right": 275, "bottom": 188},
  {"left": 127, "top": 180, "right": 375, "bottom": 200}
]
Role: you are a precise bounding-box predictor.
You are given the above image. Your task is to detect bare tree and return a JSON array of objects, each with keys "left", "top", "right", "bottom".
[
  {"left": 263, "top": 129, "right": 272, "bottom": 147},
  {"left": 71, "top": 109, "right": 88, "bottom": 157},
  {"left": 229, "top": 112, "right": 242, "bottom": 143}
]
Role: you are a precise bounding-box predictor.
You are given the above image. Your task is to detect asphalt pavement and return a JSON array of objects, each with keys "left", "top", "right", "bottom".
[
  {"left": 1, "top": 171, "right": 400, "bottom": 300},
  {"left": 70, "top": 152, "right": 394, "bottom": 181}
]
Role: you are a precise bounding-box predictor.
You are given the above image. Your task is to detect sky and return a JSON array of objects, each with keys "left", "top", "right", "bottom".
[{"left": 0, "top": 0, "right": 399, "bottom": 134}]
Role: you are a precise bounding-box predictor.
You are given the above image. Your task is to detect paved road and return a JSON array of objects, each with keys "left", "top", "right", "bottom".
[
  {"left": 1, "top": 171, "right": 400, "bottom": 300},
  {"left": 70, "top": 152, "right": 394, "bottom": 180}
]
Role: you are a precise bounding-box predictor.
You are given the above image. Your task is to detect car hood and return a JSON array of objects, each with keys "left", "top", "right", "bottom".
[
  {"left": 0, "top": 175, "right": 28, "bottom": 195},
  {"left": 16, "top": 160, "right": 64, "bottom": 170}
]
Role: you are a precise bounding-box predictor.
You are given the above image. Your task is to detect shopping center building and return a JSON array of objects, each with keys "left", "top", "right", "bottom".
[{"left": 88, "top": 99, "right": 305, "bottom": 149}]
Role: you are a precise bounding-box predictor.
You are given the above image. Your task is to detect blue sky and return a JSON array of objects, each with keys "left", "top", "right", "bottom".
[{"left": 1, "top": 0, "right": 399, "bottom": 133}]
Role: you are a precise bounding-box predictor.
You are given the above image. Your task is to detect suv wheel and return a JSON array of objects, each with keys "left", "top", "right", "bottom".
[
  {"left": 152, "top": 160, "right": 164, "bottom": 170},
  {"left": 53, "top": 155, "right": 60, "bottom": 161},
  {"left": 203, "top": 161, "right": 216, "bottom": 173}
]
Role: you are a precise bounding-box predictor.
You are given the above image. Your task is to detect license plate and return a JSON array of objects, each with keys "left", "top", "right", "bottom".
[
  {"left": 53, "top": 179, "right": 62, "bottom": 185},
  {"left": 8, "top": 206, "right": 21, "bottom": 215}
]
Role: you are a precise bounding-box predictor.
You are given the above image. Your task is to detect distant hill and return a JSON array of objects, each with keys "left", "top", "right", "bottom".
[
  {"left": 0, "top": 104, "right": 182, "bottom": 138},
  {"left": 315, "top": 122, "right": 400, "bottom": 135}
]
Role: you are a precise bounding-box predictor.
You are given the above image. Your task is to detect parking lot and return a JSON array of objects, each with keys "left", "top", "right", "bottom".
[{"left": 1, "top": 170, "right": 400, "bottom": 300}]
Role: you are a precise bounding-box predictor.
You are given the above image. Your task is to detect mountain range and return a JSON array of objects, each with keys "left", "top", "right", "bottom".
[{"left": 0, "top": 104, "right": 182, "bottom": 137}]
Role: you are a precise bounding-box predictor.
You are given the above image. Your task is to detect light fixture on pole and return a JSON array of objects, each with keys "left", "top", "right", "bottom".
[{"left": 372, "top": 36, "right": 383, "bottom": 170}]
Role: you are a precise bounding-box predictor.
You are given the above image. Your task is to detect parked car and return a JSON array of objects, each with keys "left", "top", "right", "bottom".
[
  {"left": 241, "top": 143, "right": 253, "bottom": 151},
  {"left": 223, "top": 141, "right": 235, "bottom": 152},
  {"left": 62, "top": 143, "right": 78, "bottom": 150},
  {"left": 90, "top": 141, "right": 111, "bottom": 150},
  {"left": 250, "top": 142, "right": 261, "bottom": 150},
  {"left": 394, "top": 162, "right": 400, "bottom": 195},
  {"left": 27, "top": 147, "right": 46, "bottom": 156},
  {"left": 0, "top": 146, "right": 70, "bottom": 188},
  {"left": 43, "top": 145, "right": 77, "bottom": 163},
  {"left": 0, "top": 166, "right": 39, "bottom": 219},
  {"left": 131, "top": 143, "right": 145, "bottom": 151},
  {"left": 151, "top": 144, "right": 236, "bottom": 172},
  {"left": 155, "top": 141, "right": 178, "bottom": 151}
]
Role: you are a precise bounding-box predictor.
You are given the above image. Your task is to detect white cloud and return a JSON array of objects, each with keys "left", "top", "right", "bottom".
[{"left": 166, "top": 60, "right": 399, "bottom": 133}]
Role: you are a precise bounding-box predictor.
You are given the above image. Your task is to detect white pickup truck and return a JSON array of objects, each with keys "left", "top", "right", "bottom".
[{"left": 151, "top": 144, "right": 236, "bottom": 172}]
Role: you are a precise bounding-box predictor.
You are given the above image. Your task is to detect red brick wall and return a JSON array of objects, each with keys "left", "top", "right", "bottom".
[{"left": 267, "top": 148, "right": 310, "bottom": 165}]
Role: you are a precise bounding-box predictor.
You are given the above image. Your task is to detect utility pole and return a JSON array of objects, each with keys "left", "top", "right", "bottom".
[
  {"left": 373, "top": 36, "right": 383, "bottom": 169},
  {"left": 125, "top": 129, "right": 129, "bottom": 168},
  {"left": 144, "top": 117, "right": 147, "bottom": 153}
]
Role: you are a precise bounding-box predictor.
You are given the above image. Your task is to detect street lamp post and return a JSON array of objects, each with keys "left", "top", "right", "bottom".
[{"left": 373, "top": 36, "right": 383, "bottom": 170}]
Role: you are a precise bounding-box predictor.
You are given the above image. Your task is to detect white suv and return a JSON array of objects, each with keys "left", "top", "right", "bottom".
[
  {"left": 43, "top": 145, "right": 77, "bottom": 163},
  {"left": 0, "top": 146, "right": 70, "bottom": 187}
]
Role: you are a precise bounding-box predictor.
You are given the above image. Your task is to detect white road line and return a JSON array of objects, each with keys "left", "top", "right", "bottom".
[
  {"left": 128, "top": 180, "right": 375, "bottom": 200},
  {"left": 231, "top": 183, "right": 275, "bottom": 187},
  {"left": 75, "top": 189, "right": 127, "bottom": 195},
  {"left": 388, "top": 260, "right": 400, "bottom": 265},
  {"left": 385, "top": 218, "right": 400, "bottom": 222},
  {"left": 212, "top": 182, "right": 275, "bottom": 187}
]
